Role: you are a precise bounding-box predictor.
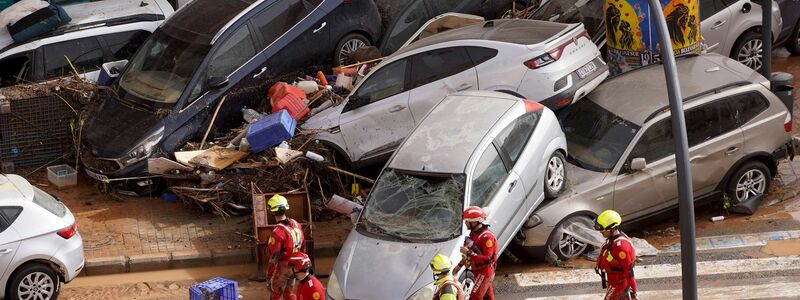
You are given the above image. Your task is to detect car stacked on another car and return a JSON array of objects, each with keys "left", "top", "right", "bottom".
[
  {"left": 304, "top": 18, "right": 608, "bottom": 168},
  {"left": 515, "top": 53, "right": 794, "bottom": 261},
  {"left": 327, "top": 91, "right": 566, "bottom": 299}
]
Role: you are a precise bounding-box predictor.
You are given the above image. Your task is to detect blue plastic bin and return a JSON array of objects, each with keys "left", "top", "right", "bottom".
[
  {"left": 246, "top": 109, "right": 296, "bottom": 153},
  {"left": 189, "top": 277, "right": 238, "bottom": 300}
]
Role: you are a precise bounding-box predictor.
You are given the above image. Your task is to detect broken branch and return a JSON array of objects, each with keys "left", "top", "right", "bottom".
[
  {"left": 200, "top": 96, "right": 228, "bottom": 149},
  {"left": 327, "top": 166, "right": 374, "bottom": 184}
]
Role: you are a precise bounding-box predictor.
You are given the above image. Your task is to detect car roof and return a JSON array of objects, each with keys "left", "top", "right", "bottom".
[
  {"left": 0, "top": 174, "right": 33, "bottom": 203},
  {"left": 161, "top": 0, "right": 257, "bottom": 45},
  {"left": 393, "top": 19, "right": 572, "bottom": 57},
  {"left": 389, "top": 91, "right": 518, "bottom": 174},
  {"left": 0, "top": 0, "right": 170, "bottom": 54},
  {"left": 588, "top": 53, "right": 767, "bottom": 126}
]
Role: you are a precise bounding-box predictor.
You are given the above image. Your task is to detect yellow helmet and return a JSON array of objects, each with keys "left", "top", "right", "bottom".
[
  {"left": 267, "top": 194, "right": 290, "bottom": 213},
  {"left": 430, "top": 253, "right": 453, "bottom": 276},
  {"left": 594, "top": 210, "right": 622, "bottom": 231}
]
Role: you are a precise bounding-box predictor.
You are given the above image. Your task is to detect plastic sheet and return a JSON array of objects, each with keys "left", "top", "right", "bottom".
[{"left": 547, "top": 219, "right": 659, "bottom": 262}]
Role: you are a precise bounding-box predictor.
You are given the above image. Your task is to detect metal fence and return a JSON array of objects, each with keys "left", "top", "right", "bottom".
[{"left": 0, "top": 95, "right": 76, "bottom": 169}]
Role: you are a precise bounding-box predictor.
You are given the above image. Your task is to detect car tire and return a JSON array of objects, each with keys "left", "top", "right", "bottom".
[
  {"left": 731, "top": 31, "right": 764, "bottom": 71},
  {"left": 334, "top": 33, "right": 370, "bottom": 67},
  {"left": 544, "top": 151, "right": 567, "bottom": 199},
  {"left": 725, "top": 160, "right": 771, "bottom": 205},
  {"left": 8, "top": 263, "right": 60, "bottom": 300},
  {"left": 547, "top": 215, "right": 593, "bottom": 261},
  {"left": 458, "top": 269, "right": 476, "bottom": 296},
  {"left": 787, "top": 20, "right": 800, "bottom": 56}
]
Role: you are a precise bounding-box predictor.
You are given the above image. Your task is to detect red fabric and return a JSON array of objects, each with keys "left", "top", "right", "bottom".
[
  {"left": 603, "top": 285, "right": 632, "bottom": 300},
  {"left": 272, "top": 93, "right": 309, "bottom": 121},
  {"left": 297, "top": 275, "right": 325, "bottom": 300},
  {"left": 434, "top": 279, "right": 465, "bottom": 300},
  {"left": 597, "top": 233, "right": 637, "bottom": 296},
  {"left": 470, "top": 269, "right": 495, "bottom": 300},
  {"left": 268, "top": 219, "right": 305, "bottom": 278},
  {"left": 269, "top": 263, "right": 296, "bottom": 300},
  {"left": 467, "top": 227, "right": 498, "bottom": 272},
  {"left": 269, "top": 82, "right": 306, "bottom": 104}
]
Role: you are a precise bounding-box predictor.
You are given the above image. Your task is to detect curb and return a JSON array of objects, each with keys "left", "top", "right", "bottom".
[{"left": 82, "top": 244, "right": 342, "bottom": 276}]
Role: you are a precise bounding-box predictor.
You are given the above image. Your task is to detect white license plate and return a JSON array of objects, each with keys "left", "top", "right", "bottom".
[
  {"left": 576, "top": 61, "right": 597, "bottom": 79},
  {"left": 85, "top": 169, "right": 109, "bottom": 182}
]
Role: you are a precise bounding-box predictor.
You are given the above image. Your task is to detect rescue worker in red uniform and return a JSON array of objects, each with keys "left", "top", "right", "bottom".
[
  {"left": 454, "top": 206, "right": 497, "bottom": 300},
  {"left": 594, "top": 210, "right": 638, "bottom": 300},
  {"left": 430, "top": 253, "right": 464, "bottom": 300},
  {"left": 287, "top": 252, "right": 325, "bottom": 300},
  {"left": 267, "top": 194, "right": 305, "bottom": 300}
]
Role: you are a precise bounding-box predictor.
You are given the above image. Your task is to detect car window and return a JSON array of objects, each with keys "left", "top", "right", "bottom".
[
  {"left": 0, "top": 51, "right": 34, "bottom": 87},
  {"left": 346, "top": 59, "right": 409, "bottom": 111},
  {"left": 720, "top": 0, "right": 738, "bottom": 6},
  {"left": 686, "top": 102, "right": 722, "bottom": 147},
  {"left": 43, "top": 37, "right": 104, "bottom": 79},
  {"left": 383, "top": 0, "right": 429, "bottom": 54},
  {"left": 529, "top": 0, "right": 604, "bottom": 40},
  {"left": 730, "top": 92, "right": 769, "bottom": 127},
  {"left": 32, "top": 187, "right": 66, "bottom": 218},
  {"left": 409, "top": 47, "right": 473, "bottom": 88},
  {"left": 208, "top": 25, "right": 257, "bottom": 78},
  {"left": 470, "top": 145, "right": 508, "bottom": 207},
  {"left": 304, "top": 0, "right": 323, "bottom": 6},
  {"left": 252, "top": 0, "right": 309, "bottom": 47},
  {"left": 719, "top": 99, "right": 739, "bottom": 134},
  {"left": 0, "top": 207, "right": 22, "bottom": 227},
  {"left": 700, "top": 0, "right": 720, "bottom": 21},
  {"left": 629, "top": 118, "right": 674, "bottom": 164},
  {"left": 466, "top": 47, "right": 498, "bottom": 66},
  {"left": 102, "top": 30, "right": 151, "bottom": 62},
  {"left": 495, "top": 111, "right": 541, "bottom": 167}
]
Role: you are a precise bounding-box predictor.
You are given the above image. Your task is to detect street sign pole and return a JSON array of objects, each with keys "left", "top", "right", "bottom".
[
  {"left": 645, "top": 0, "right": 697, "bottom": 299},
  {"left": 762, "top": 0, "right": 773, "bottom": 78}
]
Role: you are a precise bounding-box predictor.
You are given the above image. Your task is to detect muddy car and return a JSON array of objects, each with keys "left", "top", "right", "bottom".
[
  {"left": 81, "top": 0, "right": 381, "bottom": 195},
  {"left": 515, "top": 54, "right": 794, "bottom": 261},
  {"left": 326, "top": 91, "right": 566, "bottom": 299}
]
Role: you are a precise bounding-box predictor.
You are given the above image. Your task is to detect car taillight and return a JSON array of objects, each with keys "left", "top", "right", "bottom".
[
  {"left": 524, "top": 30, "right": 587, "bottom": 69},
  {"left": 785, "top": 113, "right": 792, "bottom": 132},
  {"left": 524, "top": 99, "right": 544, "bottom": 112},
  {"left": 57, "top": 223, "right": 77, "bottom": 239},
  {"left": 555, "top": 97, "right": 573, "bottom": 108}
]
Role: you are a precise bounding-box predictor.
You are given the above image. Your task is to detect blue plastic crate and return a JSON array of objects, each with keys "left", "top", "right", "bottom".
[
  {"left": 246, "top": 109, "right": 296, "bottom": 153},
  {"left": 189, "top": 277, "right": 238, "bottom": 300}
]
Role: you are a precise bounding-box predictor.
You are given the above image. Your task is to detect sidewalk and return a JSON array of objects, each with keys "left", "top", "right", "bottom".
[{"left": 27, "top": 171, "right": 352, "bottom": 276}]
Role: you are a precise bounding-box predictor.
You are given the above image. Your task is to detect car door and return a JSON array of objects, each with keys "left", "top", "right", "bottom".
[
  {"left": 0, "top": 207, "right": 23, "bottom": 281},
  {"left": 700, "top": 0, "right": 733, "bottom": 53},
  {"left": 251, "top": 0, "right": 324, "bottom": 76},
  {"left": 379, "top": 0, "right": 433, "bottom": 55},
  {"left": 339, "top": 58, "right": 414, "bottom": 162},
  {"left": 613, "top": 119, "right": 673, "bottom": 219},
  {"left": 468, "top": 143, "right": 525, "bottom": 250},
  {"left": 407, "top": 47, "right": 478, "bottom": 123}
]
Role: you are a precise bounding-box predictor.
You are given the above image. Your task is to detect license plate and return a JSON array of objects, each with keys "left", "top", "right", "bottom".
[
  {"left": 576, "top": 61, "right": 597, "bottom": 79},
  {"left": 85, "top": 169, "right": 109, "bottom": 182}
]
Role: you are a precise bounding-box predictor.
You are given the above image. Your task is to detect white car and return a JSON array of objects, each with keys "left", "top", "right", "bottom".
[
  {"left": 304, "top": 18, "right": 607, "bottom": 168},
  {"left": 0, "top": 174, "right": 83, "bottom": 300},
  {"left": 0, "top": 0, "right": 174, "bottom": 87},
  {"left": 326, "top": 91, "right": 567, "bottom": 299}
]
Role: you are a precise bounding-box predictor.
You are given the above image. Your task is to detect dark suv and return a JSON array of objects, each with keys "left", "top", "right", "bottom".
[{"left": 81, "top": 0, "right": 381, "bottom": 195}]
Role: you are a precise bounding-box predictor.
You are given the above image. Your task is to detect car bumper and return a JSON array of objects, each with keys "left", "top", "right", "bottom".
[
  {"left": 54, "top": 232, "right": 85, "bottom": 283},
  {"left": 539, "top": 57, "right": 609, "bottom": 110}
]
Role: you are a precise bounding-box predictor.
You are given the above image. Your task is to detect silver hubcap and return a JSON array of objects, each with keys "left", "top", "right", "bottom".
[
  {"left": 547, "top": 156, "right": 565, "bottom": 192},
  {"left": 737, "top": 39, "right": 763, "bottom": 70},
  {"left": 735, "top": 169, "right": 766, "bottom": 203},
  {"left": 339, "top": 39, "right": 366, "bottom": 65},
  {"left": 18, "top": 272, "right": 54, "bottom": 300},
  {"left": 558, "top": 229, "right": 588, "bottom": 258}
]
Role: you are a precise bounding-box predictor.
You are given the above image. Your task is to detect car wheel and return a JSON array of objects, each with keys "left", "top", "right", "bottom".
[
  {"left": 334, "top": 33, "right": 370, "bottom": 67},
  {"left": 8, "top": 263, "right": 60, "bottom": 300},
  {"left": 548, "top": 215, "right": 593, "bottom": 261},
  {"left": 726, "top": 161, "right": 771, "bottom": 205},
  {"left": 544, "top": 151, "right": 567, "bottom": 199},
  {"left": 458, "top": 269, "right": 475, "bottom": 296},
  {"left": 731, "top": 31, "right": 764, "bottom": 71},
  {"left": 787, "top": 20, "right": 800, "bottom": 56}
]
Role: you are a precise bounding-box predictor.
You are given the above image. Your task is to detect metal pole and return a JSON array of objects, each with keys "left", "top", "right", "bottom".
[
  {"left": 761, "top": 0, "right": 773, "bottom": 78},
  {"left": 645, "top": 0, "right": 697, "bottom": 299}
]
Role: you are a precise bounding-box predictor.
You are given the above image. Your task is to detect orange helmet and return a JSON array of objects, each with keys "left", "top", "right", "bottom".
[
  {"left": 288, "top": 252, "right": 312, "bottom": 273},
  {"left": 463, "top": 206, "right": 487, "bottom": 224}
]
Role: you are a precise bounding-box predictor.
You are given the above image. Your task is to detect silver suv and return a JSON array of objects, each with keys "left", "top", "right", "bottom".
[{"left": 516, "top": 53, "right": 794, "bottom": 261}]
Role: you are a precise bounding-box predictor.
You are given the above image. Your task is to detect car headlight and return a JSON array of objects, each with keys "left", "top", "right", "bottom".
[
  {"left": 407, "top": 283, "right": 435, "bottom": 300},
  {"left": 123, "top": 127, "right": 164, "bottom": 166},
  {"left": 326, "top": 271, "right": 345, "bottom": 300}
]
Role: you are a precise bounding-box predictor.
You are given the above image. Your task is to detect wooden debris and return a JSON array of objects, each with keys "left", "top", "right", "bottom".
[
  {"left": 275, "top": 148, "right": 304, "bottom": 164},
  {"left": 189, "top": 146, "right": 247, "bottom": 170},
  {"left": 174, "top": 150, "right": 205, "bottom": 166},
  {"left": 147, "top": 157, "right": 193, "bottom": 175}
]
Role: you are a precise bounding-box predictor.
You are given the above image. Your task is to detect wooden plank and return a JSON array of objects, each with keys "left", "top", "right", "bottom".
[
  {"left": 174, "top": 150, "right": 205, "bottom": 166},
  {"left": 147, "top": 157, "right": 193, "bottom": 175},
  {"left": 189, "top": 146, "right": 247, "bottom": 170}
]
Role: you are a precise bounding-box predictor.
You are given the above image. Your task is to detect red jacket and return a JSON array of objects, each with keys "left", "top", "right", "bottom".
[
  {"left": 466, "top": 226, "right": 498, "bottom": 271},
  {"left": 297, "top": 275, "right": 325, "bottom": 300},
  {"left": 268, "top": 218, "right": 304, "bottom": 262},
  {"left": 597, "top": 233, "right": 637, "bottom": 293}
]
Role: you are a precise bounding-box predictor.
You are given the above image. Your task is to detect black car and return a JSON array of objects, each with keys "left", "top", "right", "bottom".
[
  {"left": 776, "top": 0, "right": 800, "bottom": 54},
  {"left": 81, "top": 0, "right": 381, "bottom": 195}
]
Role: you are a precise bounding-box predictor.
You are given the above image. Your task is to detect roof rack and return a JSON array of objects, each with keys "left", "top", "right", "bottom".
[{"left": 643, "top": 81, "right": 752, "bottom": 123}]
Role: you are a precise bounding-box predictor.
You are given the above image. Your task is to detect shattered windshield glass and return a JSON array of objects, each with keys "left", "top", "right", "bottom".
[
  {"left": 530, "top": 0, "right": 604, "bottom": 39},
  {"left": 358, "top": 169, "right": 465, "bottom": 242},
  {"left": 119, "top": 30, "right": 210, "bottom": 104},
  {"left": 557, "top": 98, "right": 640, "bottom": 172}
]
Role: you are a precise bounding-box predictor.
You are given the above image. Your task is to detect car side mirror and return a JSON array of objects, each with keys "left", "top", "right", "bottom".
[
  {"left": 741, "top": 2, "right": 751, "bottom": 14},
  {"left": 630, "top": 157, "right": 647, "bottom": 171},
  {"left": 207, "top": 76, "right": 229, "bottom": 90}
]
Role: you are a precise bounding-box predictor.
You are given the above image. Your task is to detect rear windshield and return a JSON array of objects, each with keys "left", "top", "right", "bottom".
[
  {"left": 530, "top": 0, "right": 604, "bottom": 39},
  {"left": 32, "top": 187, "right": 66, "bottom": 217}
]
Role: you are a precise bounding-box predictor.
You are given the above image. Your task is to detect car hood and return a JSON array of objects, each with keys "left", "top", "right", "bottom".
[
  {"left": 333, "top": 230, "right": 463, "bottom": 299},
  {"left": 83, "top": 98, "right": 164, "bottom": 158},
  {"left": 563, "top": 161, "right": 608, "bottom": 195},
  {"left": 302, "top": 104, "right": 343, "bottom": 130}
]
